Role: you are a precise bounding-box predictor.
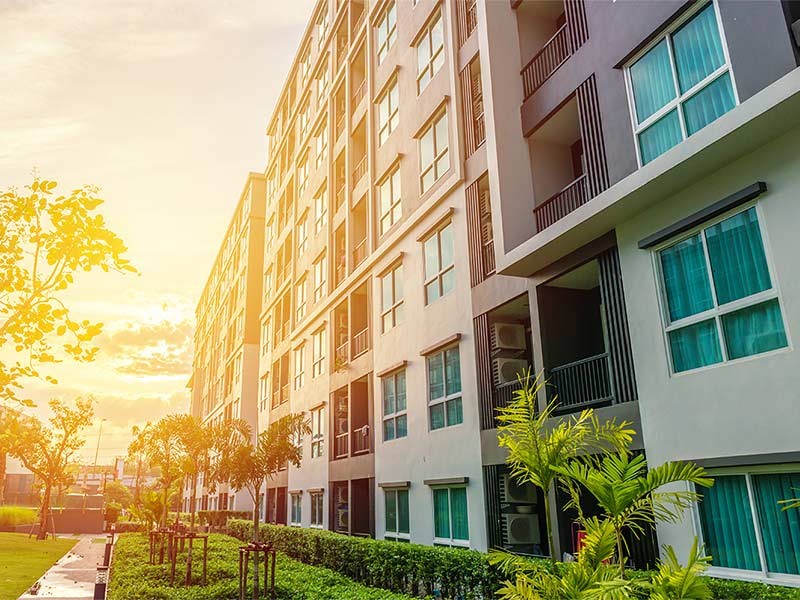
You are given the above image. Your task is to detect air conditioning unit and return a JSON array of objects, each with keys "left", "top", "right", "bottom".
[
  {"left": 502, "top": 473, "right": 536, "bottom": 504},
  {"left": 493, "top": 358, "right": 528, "bottom": 385},
  {"left": 504, "top": 514, "right": 540, "bottom": 545},
  {"left": 792, "top": 18, "right": 800, "bottom": 47},
  {"left": 492, "top": 323, "right": 527, "bottom": 351}
]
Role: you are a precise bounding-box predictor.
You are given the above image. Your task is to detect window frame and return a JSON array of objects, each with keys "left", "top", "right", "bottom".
[
  {"left": 310, "top": 405, "right": 325, "bottom": 458},
  {"left": 315, "top": 123, "right": 328, "bottom": 171},
  {"left": 384, "top": 487, "right": 410, "bottom": 540},
  {"left": 381, "top": 368, "right": 407, "bottom": 442},
  {"left": 290, "top": 492, "right": 302, "bottom": 526},
  {"left": 378, "top": 163, "right": 402, "bottom": 236},
  {"left": 293, "top": 344, "right": 306, "bottom": 390},
  {"left": 431, "top": 485, "right": 469, "bottom": 547},
  {"left": 312, "top": 326, "right": 327, "bottom": 377},
  {"left": 376, "top": 77, "right": 400, "bottom": 147},
  {"left": 419, "top": 109, "right": 450, "bottom": 194},
  {"left": 295, "top": 275, "right": 307, "bottom": 323},
  {"left": 313, "top": 253, "right": 327, "bottom": 302},
  {"left": 314, "top": 188, "right": 328, "bottom": 234},
  {"left": 623, "top": 0, "right": 739, "bottom": 167},
  {"left": 297, "top": 151, "right": 310, "bottom": 196},
  {"left": 380, "top": 262, "right": 404, "bottom": 333},
  {"left": 375, "top": 1, "right": 397, "bottom": 64},
  {"left": 422, "top": 220, "right": 455, "bottom": 305},
  {"left": 652, "top": 202, "right": 789, "bottom": 376},
  {"left": 310, "top": 490, "right": 324, "bottom": 527},
  {"left": 426, "top": 344, "right": 463, "bottom": 430},
  {"left": 416, "top": 11, "right": 445, "bottom": 94},
  {"left": 297, "top": 213, "right": 308, "bottom": 255}
]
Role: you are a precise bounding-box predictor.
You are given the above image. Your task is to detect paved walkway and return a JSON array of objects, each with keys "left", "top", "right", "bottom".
[{"left": 18, "top": 534, "right": 106, "bottom": 600}]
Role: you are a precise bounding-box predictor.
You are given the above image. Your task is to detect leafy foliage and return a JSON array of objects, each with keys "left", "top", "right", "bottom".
[{"left": 104, "top": 480, "right": 133, "bottom": 509}]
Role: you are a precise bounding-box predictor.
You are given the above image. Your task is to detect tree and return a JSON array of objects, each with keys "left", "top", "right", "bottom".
[
  {"left": 495, "top": 371, "right": 635, "bottom": 563},
  {"left": 556, "top": 451, "right": 713, "bottom": 575},
  {"left": 12, "top": 397, "right": 94, "bottom": 539},
  {"left": 0, "top": 175, "right": 136, "bottom": 498},
  {"left": 104, "top": 479, "right": 133, "bottom": 509}
]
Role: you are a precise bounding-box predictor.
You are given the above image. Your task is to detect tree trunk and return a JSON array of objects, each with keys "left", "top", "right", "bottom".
[
  {"left": 37, "top": 483, "right": 52, "bottom": 540},
  {"left": 190, "top": 473, "right": 197, "bottom": 534},
  {"left": 253, "top": 488, "right": 260, "bottom": 599},
  {"left": 0, "top": 451, "right": 6, "bottom": 505},
  {"left": 161, "top": 485, "right": 169, "bottom": 529},
  {"left": 544, "top": 488, "right": 556, "bottom": 565}
]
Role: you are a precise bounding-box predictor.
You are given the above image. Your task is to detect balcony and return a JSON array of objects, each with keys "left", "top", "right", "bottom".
[
  {"left": 352, "top": 237, "right": 367, "bottom": 268},
  {"left": 331, "top": 378, "right": 371, "bottom": 461},
  {"left": 352, "top": 155, "right": 367, "bottom": 186},
  {"left": 335, "top": 337, "right": 349, "bottom": 369},
  {"left": 549, "top": 353, "right": 612, "bottom": 412},
  {"left": 334, "top": 432, "right": 349, "bottom": 458},
  {"left": 351, "top": 425, "right": 369, "bottom": 455},
  {"left": 533, "top": 173, "right": 587, "bottom": 231},
  {"left": 351, "top": 326, "right": 369, "bottom": 358},
  {"left": 521, "top": 23, "right": 571, "bottom": 99}
]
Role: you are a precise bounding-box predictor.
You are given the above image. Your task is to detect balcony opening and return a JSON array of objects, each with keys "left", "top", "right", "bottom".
[
  {"left": 332, "top": 480, "right": 349, "bottom": 532},
  {"left": 351, "top": 122, "right": 367, "bottom": 189},
  {"left": 332, "top": 386, "right": 349, "bottom": 458},
  {"left": 350, "top": 282, "right": 370, "bottom": 358},
  {"left": 529, "top": 96, "right": 586, "bottom": 231},
  {"left": 350, "top": 47, "right": 367, "bottom": 113},
  {"left": 333, "top": 299, "right": 349, "bottom": 369},
  {"left": 333, "top": 224, "right": 347, "bottom": 288},
  {"left": 334, "top": 152, "right": 346, "bottom": 211},
  {"left": 350, "top": 0, "right": 366, "bottom": 36},
  {"left": 266, "top": 486, "right": 287, "bottom": 525},
  {"left": 331, "top": 478, "right": 373, "bottom": 537},
  {"left": 350, "top": 377, "right": 370, "bottom": 455},
  {"left": 351, "top": 202, "right": 367, "bottom": 270},
  {"left": 538, "top": 259, "right": 613, "bottom": 412},
  {"left": 335, "top": 23, "right": 348, "bottom": 71},
  {"left": 334, "top": 83, "right": 347, "bottom": 141},
  {"left": 271, "top": 352, "right": 289, "bottom": 408},
  {"left": 487, "top": 294, "right": 533, "bottom": 421}
]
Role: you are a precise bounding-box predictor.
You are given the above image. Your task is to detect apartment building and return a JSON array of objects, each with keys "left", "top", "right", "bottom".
[
  {"left": 189, "top": 0, "right": 800, "bottom": 585},
  {"left": 186, "top": 172, "right": 266, "bottom": 513}
]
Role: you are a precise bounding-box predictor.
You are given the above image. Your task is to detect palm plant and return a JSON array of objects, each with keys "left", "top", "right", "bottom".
[
  {"left": 495, "top": 370, "right": 635, "bottom": 563},
  {"left": 649, "top": 540, "right": 711, "bottom": 600},
  {"left": 555, "top": 451, "right": 713, "bottom": 575}
]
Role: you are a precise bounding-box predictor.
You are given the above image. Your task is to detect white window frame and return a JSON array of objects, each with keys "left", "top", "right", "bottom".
[
  {"left": 313, "top": 253, "right": 327, "bottom": 302},
  {"left": 378, "top": 164, "right": 402, "bottom": 235},
  {"left": 315, "top": 124, "right": 328, "bottom": 171},
  {"left": 382, "top": 369, "right": 407, "bottom": 441},
  {"left": 297, "top": 214, "right": 308, "bottom": 255},
  {"left": 422, "top": 220, "right": 455, "bottom": 305},
  {"left": 310, "top": 490, "right": 324, "bottom": 527},
  {"left": 312, "top": 326, "right": 326, "bottom": 377},
  {"left": 314, "top": 189, "right": 328, "bottom": 233},
  {"left": 260, "top": 319, "right": 270, "bottom": 355},
  {"left": 691, "top": 464, "right": 800, "bottom": 585},
  {"left": 259, "top": 373, "right": 269, "bottom": 412},
  {"left": 380, "top": 263, "right": 404, "bottom": 333},
  {"left": 426, "top": 345, "right": 462, "bottom": 430},
  {"left": 317, "top": 65, "right": 330, "bottom": 107},
  {"left": 419, "top": 110, "right": 449, "bottom": 194},
  {"left": 416, "top": 12, "right": 444, "bottom": 94},
  {"left": 295, "top": 276, "right": 307, "bottom": 323},
  {"left": 293, "top": 344, "right": 305, "bottom": 390},
  {"left": 384, "top": 487, "right": 410, "bottom": 540},
  {"left": 431, "top": 485, "right": 469, "bottom": 548},
  {"left": 376, "top": 78, "right": 399, "bottom": 147},
  {"left": 375, "top": 2, "right": 397, "bottom": 64},
  {"left": 317, "top": 6, "right": 329, "bottom": 48},
  {"left": 310, "top": 405, "right": 325, "bottom": 459},
  {"left": 297, "top": 152, "right": 309, "bottom": 196},
  {"left": 290, "top": 492, "right": 302, "bottom": 526},
  {"left": 623, "top": 0, "right": 739, "bottom": 168},
  {"left": 652, "top": 202, "right": 789, "bottom": 376}
]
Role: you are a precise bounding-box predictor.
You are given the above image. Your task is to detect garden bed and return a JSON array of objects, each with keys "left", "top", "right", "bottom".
[{"left": 107, "top": 532, "right": 415, "bottom": 600}]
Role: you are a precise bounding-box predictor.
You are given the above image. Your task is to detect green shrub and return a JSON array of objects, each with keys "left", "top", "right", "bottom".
[
  {"left": 107, "top": 532, "right": 415, "bottom": 600},
  {"left": 112, "top": 521, "right": 143, "bottom": 533},
  {"left": 0, "top": 506, "right": 37, "bottom": 529},
  {"left": 197, "top": 510, "right": 249, "bottom": 529},
  {"left": 703, "top": 577, "right": 800, "bottom": 599}
]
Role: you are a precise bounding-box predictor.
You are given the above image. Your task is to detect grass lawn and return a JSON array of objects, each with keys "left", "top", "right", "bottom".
[
  {"left": 0, "top": 532, "right": 77, "bottom": 600},
  {"left": 109, "top": 533, "right": 416, "bottom": 600}
]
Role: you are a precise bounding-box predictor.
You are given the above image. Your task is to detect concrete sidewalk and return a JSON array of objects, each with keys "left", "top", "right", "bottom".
[{"left": 18, "top": 534, "right": 106, "bottom": 599}]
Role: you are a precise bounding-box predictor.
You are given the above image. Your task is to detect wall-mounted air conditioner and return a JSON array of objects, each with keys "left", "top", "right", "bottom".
[
  {"left": 493, "top": 358, "right": 528, "bottom": 385},
  {"left": 502, "top": 473, "right": 536, "bottom": 504},
  {"left": 492, "top": 323, "right": 527, "bottom": 351},
  {"left": 504, "top": 514, "right": 540, "bottom": 545}
]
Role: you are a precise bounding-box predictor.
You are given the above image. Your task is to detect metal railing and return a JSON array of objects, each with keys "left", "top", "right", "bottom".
[
  {"left": 271, "top": 384, "right": 289, "bottom": 409},
  {"left": 521, "top": 23, "right": 571, "bottom": 99},
  {"left": 351, "top": 326, "right": 369, "bottom": 358},
  {"left": 466, "top": 0, "right": 478, "bottom": 38},
  {"left": 533, "top": 173, "right": 588, "bottom": 232},
  {"left": 549, "top": 352, "right": 613, "bottom": 412},
  {"left": 352, "top": 79, "right": 367, "bottom": 109},
  {"left": 334, "top": 432, "right": 349, "bottom": 458},
  {"left": 352, "top": 238, "right": 367, "bottom": 267},
  {"left": 492, "top": 380, "right": 524, "bottom": 420},
  {"left": 482, "top": 240, "right": 495, "bottom": 277},
  {"left": 473, "top": 112, "right": 486, "bottom": 148},
  {"left": 352, "top": 155, "right": 367, "bottom": 186},
  {"left": 335, "top": 112, "right": 346, "bottom": 138},
  {"left": 335, "top": 339, "right": 349, "bottom": 369},
  {"left": 335, "top": 184, "right": 345, "bottom": 211},
  {"left": 351, "top": 426, "right": 370, "bottom": 455},
  {"left": 335, "top": 261, "right": 346, "bottom": 286}
]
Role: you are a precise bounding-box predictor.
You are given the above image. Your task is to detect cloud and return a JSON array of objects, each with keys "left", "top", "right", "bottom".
[{"left": 99, "top": 318, "right": 193, "bottom": 377}]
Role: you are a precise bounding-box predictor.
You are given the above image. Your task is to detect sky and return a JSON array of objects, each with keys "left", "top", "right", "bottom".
[{"left": 0, "top": 0, "right": 314, "bottom": 465}]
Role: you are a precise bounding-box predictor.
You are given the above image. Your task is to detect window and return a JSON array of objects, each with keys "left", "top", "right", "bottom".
[
  {"left": 376, "top": 2, "right": 397, "bottom": 64},
  {"left": 423, "top": 221, "right": 455, "bottom": 304},
  {"left": 312, "top": 327, "right": 326, "bottom": 377},
  {"left": 384, "top": 488, "right": 410, "bottom": 540},
  {"left": 317, "top": 6, "right": 328, "bottom": 48},
  {"left": 698, "top": 468, "right": 800, "bottom": 578},
  {"left": 297, "top": 215, "right": 308, "bottom": 255},
  {"left": 380, "top": 263, "right": 404, "bottom": 332},
  {"left": 315, "top": 125, "right": 328, "bottom": 171},
  {"left": 313, "top": 254, "right": 327, "bottom": 302},
  {"left": 260, "top": 319, "right": 270, "bottom": 355},
  {"left": 427, "top": 346, "right": 462, "bottom": 430},
  {"left": 382, "top": 369, "right": 407, "bottom": 441},
  {"left": 263, "top": 266, "right": 273, "bottom": 302},
  {"left": 310, "top": 491, "right": 324, "bottom": 527},
  {"left": 626, "top": 2, "right": 736, "bottom": 165},
  {"left": 377, "top": 79, "right": 399, "bottom": 146},
  {"left": 432, "top": 486, "right": 469, "bottom": 546},
  {"left": 378, "top": 165, "right": 402, "bottom": 235},
  {"left": 290, "top": 493, "right": 302, "bottom": 526},
  {"left": 295, "top": 276, "right": 307, "bottom": 322},
  {"left": 419, "top": 111, "right": 449, "bottom": 193},
  {"left": 297, "top": 153, "right": 309, "bottom": 196},
  {"left": 656, "top": 206, "right": 787, "bottom": 374},
  {"left": 311, "top": 405, "right": 325, "bottom": 458},
  {"left": 317, "top": 65, "right": 329, "bottom": 107},
  {"left": 314, "top": 189, "right": 328, "bottom": 233},
  {"left": 416, "top": 12, "right": 444, "bottom": 93},
  {"left": 259, "top": 373, "right": 269, "bottom": 412},
  {"left": 293, "top": 345, "right": 305, "bottom": 390}
]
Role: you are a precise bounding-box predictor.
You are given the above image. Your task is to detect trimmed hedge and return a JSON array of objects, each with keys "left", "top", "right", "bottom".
[
  {"left": 108, "top": 532, "right": 415, "bottom": 600},
  {"left": 227, "top": 519, "right": 500, "bottom": 598},
  {"left": 197, "top": 510, "right": 250, "bottom": 529},
  {"left": 112, "top": 521, "right": 144, "bottom": 533}
]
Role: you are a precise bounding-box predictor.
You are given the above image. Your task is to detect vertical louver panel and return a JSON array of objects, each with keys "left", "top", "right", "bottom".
[
  {"left": 456, "top": 0, "right": 468, "bottom": 48},
  {"left": 460, "top": 63, "right": 477, "bottom": 158},
  {"left": 466, "top": 179, "right": 483, "bottom": 288},
  {"left": 565, "top": 0, "right": 589, "bottom": 52},
  {"left": 483, "top": 464, "right": 503, "bottom": 549},
  {"left": 576, "top": 74, "right": 609, "bottom": 199},
  {"left": 474, "top": 312, "right": 495, "bottom": 430},
  {"left": 598, "top": 246, "right": 638, "bottom": 404}
]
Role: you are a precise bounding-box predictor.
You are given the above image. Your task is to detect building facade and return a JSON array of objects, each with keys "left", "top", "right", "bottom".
[{"left": 189, "top": 0, "right": 800, "bottom": 585}]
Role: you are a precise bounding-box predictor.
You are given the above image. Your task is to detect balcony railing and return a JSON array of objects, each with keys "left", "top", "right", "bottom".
[
  {"left": 335, "top": 184, "right": 345, "bottom": 211},
  {"left": 271, "top": 384, "right": 289, "bottom": 409},
  {"left": 492, "top": 380, "right": 524, "bottom": 421},
  {"left": 335, "top": 112, "right": 346, "bottom": 139},
  {"left": 352, "top": 156, "right": 367, "bottom": 186},
  {"left": 352, "top": 238, "right": 367, "bottom": 267},
  {"left": 466, "top": 0, "right": 477, "bottom": 38},
  {"left": 351, "top": 326, "right": 369, "bottom": 358},
  {"left": 533, "top": 173, "right": 588, "bottom": 232},
  {"left": 549, "top": 352, "right": 613, "bottom": 412},
  {"left": 352, "top": 79, "right": 367, "bottom": 109},
  {"left": 335, "top": 339, "right": 349, "bottom": 369},
  {"left": 473, "top": 112, "right": 485, "bottom": 148},
  {"left": 482, "top": 240, "right": 495, "bottom": 277},
  {"left": 351, "top": 426, "right": 369, "bottom": 455},
  {"left": 335, "top": 261, "right": 346, "bottom": 286},
  {"left": 521, "top": 23, "right": 571, "bottom": 99},
  {"left": 334, "top": 432, "right": 349, "bottom": 458}
]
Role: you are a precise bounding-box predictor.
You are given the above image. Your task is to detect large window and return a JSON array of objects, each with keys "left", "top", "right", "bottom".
[
  {"left": 382, "top": 369, "right": 407, "bottom": 441},
  {"left": 378, "top": 165, "right": 402, "bottom": 235},
  {"left": 427, "top": 346, "right": 462, "bottom": 430},
  {"left": 416, "top": 12, "right": 444, "bottom": 93},
  {"left": 314, "top": 188, "right": 328, "bottom": 233},
  {"left": 313, "top": 253, "right": 327, "bottom": 302},
  {"left": 419, "top": 111, "right": 449, "bottom": 193},
  {"left": 656, "top": 206, "right": 787, "bottom": 374},
  {"left": 384, "top": 488, "right": 410, "bottom": 541},
  {"left": 423, "top": 221, "right": 455, "bottom": 304},
  {"left": 293, "top": 344, "right": 305, "bottom": 390},
  {"left": 297, "top": 214, "right": 308, "bottom": 255},
  {"left": 432, "top": 486, "right": 469, "bottom": 546},
  {"left": 380, "top": 263, "right": 404, "bottom": 332},
  {"left": 297, "top": 153, "right": 309, "bottom": 196},
  {"left": 377, "top": 79, "right": 399, "bottom": 146},
  {"left": 310, "top": 491, "right": 324, "bottom": 527},
  {"left": 312, "top": 326, "right": 326, "bottom": 377},
  {"left": 315, "top": 124, "right": 328, "bottom": 171},
  {"left": 698, "top": 468, "right": 800, "bottom": 578},
  {"left": 311, "top": 405, "right": 325, "bottom": 458},
  {"left": 295, "top": 276, "right": 307, "bottom": 323},
  {"left": 290, "top": 493, "right": 302, "bottom": 526},
  {"left": 626, "top": 2, "right": 736, "bottom": 165},
  {"left": 376, "top": 2, "right": 397, "bottom": 64}
]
